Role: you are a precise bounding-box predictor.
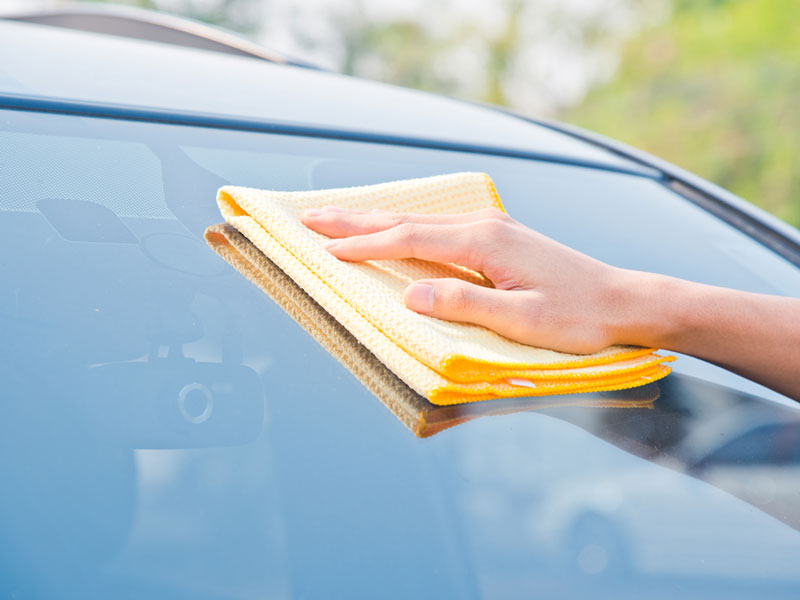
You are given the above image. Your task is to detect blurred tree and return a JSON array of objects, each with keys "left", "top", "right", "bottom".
[
  {"left": 284, "top": 0, "right": 666, "bottom": 115},
  {"left": 328, "top": 4, "right": 464, "bottom": 96},
  {"left": 564, "top": 0, "right": 800, "bottom": 225},
  {"left": 78, "top": 0, "right": 664, "bottom": 114}
]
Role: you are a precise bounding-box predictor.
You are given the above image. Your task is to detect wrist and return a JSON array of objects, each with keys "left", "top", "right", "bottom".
[{"left": 602, "top": 267, "right": 689, "bottom": 350}]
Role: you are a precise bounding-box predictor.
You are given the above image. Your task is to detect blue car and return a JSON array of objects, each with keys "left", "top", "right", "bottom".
[{"left": 2, "top": 7, "right": 800, "bottom": 599}]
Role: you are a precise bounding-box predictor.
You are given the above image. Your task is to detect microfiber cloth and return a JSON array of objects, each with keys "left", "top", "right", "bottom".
[
  {"left": 208, "top": 172, "right": 674, "bottom": 405},
  {"left": 205, "top": 222, "right": 659, "bottom": 437}
]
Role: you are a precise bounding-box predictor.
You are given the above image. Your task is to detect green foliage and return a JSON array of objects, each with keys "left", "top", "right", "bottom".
[
  {"left": 327, "top": 1, "right": 525, "bottom": 103},
  {"left": 564, "top": 0, "right": 800, "bottom": 226},
  {"left": 336, "top": 16, "right": 459, "bottom": 95}
]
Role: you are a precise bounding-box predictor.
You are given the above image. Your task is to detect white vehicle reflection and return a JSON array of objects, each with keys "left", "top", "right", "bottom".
[
  {"left": 682, "top": 409, "right": 800, "bottom": 529},
  {"left": 526, "top": 407, "right": 800, "bottom": 580}
]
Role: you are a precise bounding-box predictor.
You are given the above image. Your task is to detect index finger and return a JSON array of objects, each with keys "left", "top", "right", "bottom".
[
  {"left": 302, "top": 207, "right": 507, "bottom": 239},
  {"left": 323, "top": 221, "right": 487, "bottom": 272}
]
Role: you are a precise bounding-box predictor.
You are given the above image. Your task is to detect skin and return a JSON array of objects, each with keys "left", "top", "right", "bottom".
[{"left": 301, "top": 206, "right": 800, "bottom": 401}]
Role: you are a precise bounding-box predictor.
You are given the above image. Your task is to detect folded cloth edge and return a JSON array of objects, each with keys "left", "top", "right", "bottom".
[
  {"left": 205, "top": 223, "right": 663, "bottom": 434},
  {"left": 205, "top": 223, "right": 428, "bottom": 431},
  {"left": 206, "top": 218, "right": 672, "bottom": 405},
  {"left": 215, "top": 173, "right": 672, "bottom": 381}
]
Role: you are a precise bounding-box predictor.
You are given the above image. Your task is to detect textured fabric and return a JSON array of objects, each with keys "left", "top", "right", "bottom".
[
  {"left": 210, "top": 172, "right": 674, "bottom": 405},
  {"left": 205, "top": 223, "right": 429, "bottom": 434},
  {"left": 205, "top": 222, "right": 659, "bottom": 437}
]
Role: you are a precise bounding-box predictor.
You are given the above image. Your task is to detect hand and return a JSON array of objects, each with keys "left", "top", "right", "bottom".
[
  {"left": 302, "top": 205, "right": 800, "bottom": 400},
  {"left": 301, "top": 206, "right": 630, "bottom": 354}
]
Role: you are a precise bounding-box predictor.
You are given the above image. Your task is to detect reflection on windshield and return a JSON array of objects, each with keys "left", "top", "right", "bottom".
[{"left": 545, "top": 373, "right": 800, "bottom": 533}]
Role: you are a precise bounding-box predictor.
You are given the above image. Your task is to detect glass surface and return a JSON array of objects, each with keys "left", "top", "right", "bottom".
[{"left": 2, "top": 108, "right": 800, "bottom": 599}]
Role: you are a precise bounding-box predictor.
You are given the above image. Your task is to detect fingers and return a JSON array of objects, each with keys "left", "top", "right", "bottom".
[
  {"left": 404, "top": 278, "right": 533, "bottom": 341},
  {"left": 301, "top": 206, "right": 508, "bottom": 239},
  {"left": 322, "top": 221, "right": 486, "bottom": 271},
  {"left": 312, "top": 209, "right": 516, "bottom": 273}
]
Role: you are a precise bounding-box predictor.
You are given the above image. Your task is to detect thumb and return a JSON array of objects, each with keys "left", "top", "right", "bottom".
[{"left": 404, "top": 278, "right": 525, "bottom": 338}]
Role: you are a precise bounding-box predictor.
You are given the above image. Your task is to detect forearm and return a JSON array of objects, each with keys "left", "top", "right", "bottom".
[{"left": 609, "top": 268, "right": 800, "bottom": 400}]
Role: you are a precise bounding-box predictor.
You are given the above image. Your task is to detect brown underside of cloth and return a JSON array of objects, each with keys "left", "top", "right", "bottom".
[{"left": 206, "top": 222, "right": 659, "bottom": 438}]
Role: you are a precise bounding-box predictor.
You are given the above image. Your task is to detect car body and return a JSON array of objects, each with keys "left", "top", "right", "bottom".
[{"left": 2, "top": 10, "right": 800, "bottom": 599}]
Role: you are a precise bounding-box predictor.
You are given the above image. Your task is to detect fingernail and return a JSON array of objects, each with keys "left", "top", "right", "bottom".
[
  {"left": 323, "top": 240, "right": 340, "bottom": 251},
  {"left": 303, "top": 209, "right": 322, "bottom": 218},
  {"left": 405, "top": 283, "right": 435, "bottom": 313}
]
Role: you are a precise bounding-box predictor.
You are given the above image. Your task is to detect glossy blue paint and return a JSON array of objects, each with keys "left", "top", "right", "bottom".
[
  {"left": 0, "top": 91, "right": 661, "bottom": 179},
  {"left": 0, "top": 19, "right": 652, "bottom": 175}
]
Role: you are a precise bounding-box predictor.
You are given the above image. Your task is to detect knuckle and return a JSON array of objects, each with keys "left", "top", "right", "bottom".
[
  {"left": 516, "top": 297, "right": 543, "bottom": 338},
  {"left": 468, "top": 217, "right": 509, "bottom": 243},
  {"left": 394, "top": 221, "right": 419, "bottom": 240},
  {"left": 441, "top": 284, "right": 472, "bottom": 313},
  {"left": 482, "top": 217, "right": 510, "bottom": 237},
  {"left": 479, "top": 207, "right": 510, "bottom": 221},
  {"left": 389, "top": 213, "right": 407, "bottom": 227}
]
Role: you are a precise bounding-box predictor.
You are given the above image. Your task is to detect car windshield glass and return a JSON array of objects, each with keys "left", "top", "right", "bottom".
[{"left": 3, "top": 108, "right": 800, "bottom": 599}]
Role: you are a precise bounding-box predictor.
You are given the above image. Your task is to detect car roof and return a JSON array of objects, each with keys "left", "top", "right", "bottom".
[
  {"left": 2, "top": 3, "right": 318, "bottom": 67},
  {"left": 0, "top": 19, "right": 654, "bottom": 177}
]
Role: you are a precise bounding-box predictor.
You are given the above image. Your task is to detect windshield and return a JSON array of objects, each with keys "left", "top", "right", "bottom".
[{"left": 2, "top": 108, "right": 800, "bottom": 599}]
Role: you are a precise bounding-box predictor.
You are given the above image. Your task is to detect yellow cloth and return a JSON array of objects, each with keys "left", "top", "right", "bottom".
[
  {"left": 205, "top": 222, "right": 659, "bottom": 438},
  {"left": 211, "top": 171, "right": 674, "bottom": 405}
]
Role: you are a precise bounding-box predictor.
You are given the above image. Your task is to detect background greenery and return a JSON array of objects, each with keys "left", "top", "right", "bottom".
[
  {"left": 69, "top": 0, "right": 799, "bottom": 226},
  {"left": 566, "top": 0, "right": 800, "bottom": 226}
]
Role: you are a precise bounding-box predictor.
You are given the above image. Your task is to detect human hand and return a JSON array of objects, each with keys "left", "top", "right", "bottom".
[{"left": 301, "top": 206, "right": 633, "bottom": 354}]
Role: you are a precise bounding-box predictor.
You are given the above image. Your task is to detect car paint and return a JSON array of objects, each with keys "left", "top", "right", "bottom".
[{"left": 0, "top": 20, "right": 654, "bottom": 175}]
